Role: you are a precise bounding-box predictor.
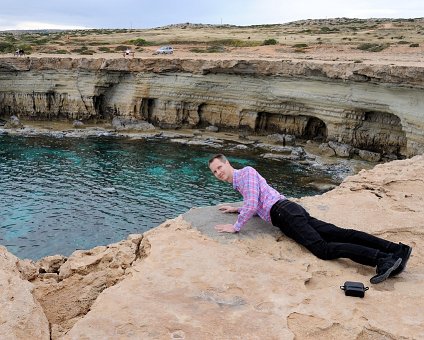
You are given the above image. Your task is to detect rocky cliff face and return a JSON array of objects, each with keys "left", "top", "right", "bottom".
[{"left": 0, "top": 57, "right": 423, "bottom": 156}]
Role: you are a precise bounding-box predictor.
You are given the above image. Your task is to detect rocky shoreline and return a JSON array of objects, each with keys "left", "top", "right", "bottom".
[{"left": 0, "top": 117, "right": 384, "bottom": 184}]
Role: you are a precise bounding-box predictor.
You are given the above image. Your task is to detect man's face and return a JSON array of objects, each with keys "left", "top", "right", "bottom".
[{"left": 209, "top": 158, "right": 232, "bottom": 183}]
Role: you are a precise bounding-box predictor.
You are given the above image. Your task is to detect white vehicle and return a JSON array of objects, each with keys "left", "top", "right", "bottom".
[{"left": 154, "top": 46, "right": 174, "bottom": 54}]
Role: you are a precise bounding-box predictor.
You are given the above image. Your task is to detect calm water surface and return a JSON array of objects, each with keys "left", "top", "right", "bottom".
[{"left": 0, "top": 135, "right": 338, "bottom": 259}]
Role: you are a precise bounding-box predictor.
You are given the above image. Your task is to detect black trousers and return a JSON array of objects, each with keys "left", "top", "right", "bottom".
[{"left": 270, "top": 200, "right": 398, "bottom": 267}]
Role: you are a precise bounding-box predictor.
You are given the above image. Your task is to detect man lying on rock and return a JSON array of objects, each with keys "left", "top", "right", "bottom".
[{"left": 208, "top": 154, "right": 412, "bottom": 284}]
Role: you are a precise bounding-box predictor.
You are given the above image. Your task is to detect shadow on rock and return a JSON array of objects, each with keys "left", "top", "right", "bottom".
[{"left": 183, "top": 204, "right": 282, "bottom": 242}]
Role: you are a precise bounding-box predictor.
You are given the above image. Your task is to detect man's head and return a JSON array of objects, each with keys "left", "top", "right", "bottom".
[{"left": 208, "top": 154, "right": 234, "bottom": 183}]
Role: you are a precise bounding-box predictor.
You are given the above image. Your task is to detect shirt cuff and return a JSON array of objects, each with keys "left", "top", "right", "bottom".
[{"left": 233, "top": 223, "right": 241, "bottom": 232}]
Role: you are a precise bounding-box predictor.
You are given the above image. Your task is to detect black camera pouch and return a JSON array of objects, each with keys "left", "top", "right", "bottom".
[{"left": 340, "top": 281, "right": 369, "bottom": 298}]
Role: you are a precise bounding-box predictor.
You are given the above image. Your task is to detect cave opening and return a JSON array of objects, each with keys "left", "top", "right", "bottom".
[
  {"left": 140, "top": 98, "right": 156, "bottom": 123},
  {"left": 355, "top": 111, "right": 406, "bottom": 155},
  {"left": 92, "top": 94, "right": 106, "bottom": 119},
  {"left": 304, "top": 117, "right": 327, "bottom": 141}
]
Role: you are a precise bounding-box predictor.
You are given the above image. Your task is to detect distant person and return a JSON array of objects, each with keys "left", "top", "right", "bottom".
[
  {"left": 208, "top": 154, "right": 412, "bottom": 284},
  {"left": 124, "top": 48, "right": 133, "bottom": 57},
  {"left": 15, "top": 49, "right": 25, "bottom": 57}
]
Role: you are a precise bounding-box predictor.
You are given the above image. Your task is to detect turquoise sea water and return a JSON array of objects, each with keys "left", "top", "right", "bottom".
[{"left": 0, "top": 135, "right": 337, "bottom": 259}]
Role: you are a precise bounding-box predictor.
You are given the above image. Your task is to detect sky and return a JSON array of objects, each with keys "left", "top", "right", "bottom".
[{"left": 1, "top": 0, "right": 423, "bottom": 31}]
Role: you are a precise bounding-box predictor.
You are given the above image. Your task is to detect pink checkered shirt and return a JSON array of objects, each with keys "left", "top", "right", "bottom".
[{"left": 232, "top": 166, "right": 285, "bottom": 231}]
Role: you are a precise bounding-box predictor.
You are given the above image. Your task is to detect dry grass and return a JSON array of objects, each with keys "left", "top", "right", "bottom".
[{"left": 1, "top": 18, "right": 423, "bottom": 65}]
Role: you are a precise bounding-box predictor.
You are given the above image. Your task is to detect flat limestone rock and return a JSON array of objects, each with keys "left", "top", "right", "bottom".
[
  {"left": 62, "top": 155, "right": 424, "bottom": 339},
  {"left": 183, "top": 202, "right": 281, "bottom": 242}
]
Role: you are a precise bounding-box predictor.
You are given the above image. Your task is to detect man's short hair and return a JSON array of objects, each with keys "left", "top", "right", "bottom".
[{"left": 208, "top": 154, "right": 227, "bottom": 165}]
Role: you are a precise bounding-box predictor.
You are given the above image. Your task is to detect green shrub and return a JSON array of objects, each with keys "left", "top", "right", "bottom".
[
  {"left": 71, "top": 46, "right": 89, "bottom": 53},
  {"left": 87, "top": 42, "right": 109, "bottom": 46},
  {"left": 115, "top": 45, "right": 128, "bottom": 51},
  {"left": 207, "top": 45, "right": 226, "bottom": 53},
  {"left": 4, "top": 34, "right": 17, "bottom": 43},
  {"left": 293, "top": 43, "right": 308, "bottom": 48},
  {"left": 209, "top": 39, "right": 260, "bottom": 47},
  {"left": 98, "top": 47, "right": 111, "bottom": 52},
  {"left": 357, "top": 43, "right": 389, "bottom": 52},
  {"left": 190, "top": 47, "right": 204, "bottom": 53},
  {"left": 32, "top": 38, "right": 50, "bottom": 45},
  {"left": 263, "top": 38, "right": 278, "bottom": 45},
  {"left": 190, "top": 45, "right": 226, "bottom": 53},
  {"left": 410, "top": 43, "right": 419, "bottom": 47},
  {"left": 320, "top": 27, "right": 340, "bottom": 33},
  {"left": 397, "top": 40, "right": 410, "bottom": 44},
  {"left": 128, "top": 38, "right": 153, "bottom": 46},
  {"left": 16, "top": 44, "right": 33, "bottom": 53},
  {"left": 53, "top": 50, "right": 68, "bottom": 54},
  {"left": 0, "top": 42, "right": 14, "bottom": 53}
]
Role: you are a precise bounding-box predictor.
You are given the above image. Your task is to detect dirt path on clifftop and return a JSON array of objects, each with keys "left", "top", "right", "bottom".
[{"left": 3, "top": 44, "right": 424, "bottom": 67}]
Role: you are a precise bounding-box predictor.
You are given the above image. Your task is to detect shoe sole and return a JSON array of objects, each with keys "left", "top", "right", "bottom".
[
  {"left": 391, "top": 246, "right": 412, "bottom": 276},
  {"left": 370, "top": 258, "right": 402, "bottom": 284}
]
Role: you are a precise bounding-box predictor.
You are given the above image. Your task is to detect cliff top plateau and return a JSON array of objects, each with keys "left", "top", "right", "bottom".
[{"left": 1, "top": 17, "right": 424, "bottom": 67}]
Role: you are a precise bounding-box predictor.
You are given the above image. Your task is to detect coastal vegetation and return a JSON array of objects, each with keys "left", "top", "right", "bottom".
[{"left": 357, "top": 42, "right": 389, "bottom": 52}]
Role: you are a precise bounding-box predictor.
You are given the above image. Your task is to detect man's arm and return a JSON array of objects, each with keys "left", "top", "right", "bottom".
[
  {"left": 218, "top": 205, "right": 239, "bottom": 213},
  {"left": 233, "top": 168, "right": 260, "bottom": 231},
  {"left": 215, "top": 224, "right": 237, "bottom": 233}
]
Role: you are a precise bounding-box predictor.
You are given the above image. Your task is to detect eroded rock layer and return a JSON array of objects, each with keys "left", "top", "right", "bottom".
[{"left": 0, "top": 57, "right": 423, "bottom": 156}]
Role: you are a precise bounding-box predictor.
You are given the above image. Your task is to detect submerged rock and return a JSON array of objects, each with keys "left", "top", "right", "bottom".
[
  {"left": 4, "top": 115, "right": 23, "bottom": 129},
  {"left": 112, "top": 117, "right": 155, "bottom": 131},
  {"left": 205, "top": 125, "right": 219, "bottom": 132},
  {"left": 72, "top": 120, "right": 84, "bottom": 128}
]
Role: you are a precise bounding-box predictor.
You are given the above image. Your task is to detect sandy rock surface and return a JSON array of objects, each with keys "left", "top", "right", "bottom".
[
  {"left": 0, "top": 247, "right": 50, "bottom": 340},
  {"left": 61, "top": 155, "right": 424, "bottom": 339}
]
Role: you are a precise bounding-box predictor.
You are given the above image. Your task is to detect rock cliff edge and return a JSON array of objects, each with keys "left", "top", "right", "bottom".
[{"left": 1, "top": 155, "right": 423, "bottom": 339}]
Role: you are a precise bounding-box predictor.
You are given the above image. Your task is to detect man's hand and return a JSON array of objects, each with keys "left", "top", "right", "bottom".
[
  {"left": 214, "top": 224, "right": 237, "bottom": 233},
  {"left": 218, "top": 205, "right": 239, "bottom": 213}
]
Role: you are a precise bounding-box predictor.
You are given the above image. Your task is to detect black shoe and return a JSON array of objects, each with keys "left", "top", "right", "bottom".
[
  {"left": 390, "top": 243, "right": 412, "bottom": 277},
  {"left": 370, "top": 256, "right": 402, "bottom": 284}
]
